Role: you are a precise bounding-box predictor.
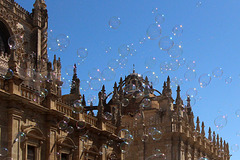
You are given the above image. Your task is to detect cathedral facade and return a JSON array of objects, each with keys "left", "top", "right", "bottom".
[{"left": 0, "top": 0, "right": 230, "bottom": 160}]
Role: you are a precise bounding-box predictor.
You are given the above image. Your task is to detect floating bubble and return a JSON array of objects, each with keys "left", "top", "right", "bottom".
[
  {"left": 118, "top": 129, "right": 131, "bottom": 140},
  {"left": 151, "top": 8, "right": 159, "bottom": 14},
  {"left": 141, "top": 134, "right": 149, "bottom": 142},
  {"left": 80, "top": 80, "right": 90, "bottom": 92},
  {"left": 146, "top": 24, "right": 162, "bottom": 40},
  {"left": 81, "top": 134, "right": 89, "bottom": 142},
  {"left": 66, "top": 126, "right": 74, "bottom": 134},
  {"left": 146, "top": 153, "right": 166, "bottom": 160},
  {"left": 77, "top": 48, "right": 88, "bottom": 59},
  {"left": 58, "top": 120, "right": 68, "bottom": 130},
  {"left": 186, "top": 88, "right": 197, "bottom": 98},
  {"left": 214, "top": 115, "right": 227, "bottom": 130},
  {"left": 56, "top": 34, "right": 70, "bottom": 49},
  {"left": 76, "top": 121, "right": 86, "bottom": 129},
  {"left": 139, "top": 37, "right": 146, "bottom": 45},
  {"left": 168, "top": 44, "right": 183, "bottom": 58},
  {"left": 63, "top": 116, "right": 70, "bottom": 123},
  {"left": 236, "top": 131, "right": 240, "bottom": 136},
  {"left": 196, "top": 1, "right": 202, "bottom": 7},
  {"left": 160, "top": 62, "right": 169, "bottom": 74},
  {"left": 13, "top": 132, "right": 26, "bottom": 144},
  {"left": 199, "top": 157, "right": 208, "bottom": 160},
  {"left": 142, "top": 71, "right": 159, "bottom": 86},
  {"left": 231, "top": 144, "right": 239, "bottom": 152},
  {"left": 48, "top": 38, "right": 59, "bottom": 51},
  {"left": 88, "top": 68, "right": 101, "bottom": 79},
  {"left": 102, "top": 68, "right": 116, "bottom": 81},
  {"left": 108, "top": 59, "right": 119, "bottom": 69},
  {"left": 89, "top": 78, "right": 102, "bottom": 91},
  {"left": 72, "top": 100, "right": 84, "bottom": 114},
  {"left": 0, "top": 148, "right": 8, "bottom": 157},
  {"left": 225, "top": 76, "right": 232, "bottom": 84},
  {"left": 148, "top": 127, "right": 157, "bottom": 136},
  {"left": 151, "top": 129, "right": 162, "bottom": 141},
  {"left": 4, "top": 69, "right": 14, "bottom": 79},
  {"left": 105, "top": 46, "right": 112, "bottom": 53},
  {"left": 119, "top": 57, "right": 128, "bottom": 68},
  {"left": 118, "top": 44, "right": 133, "bottom": 57},
  {"left": 109, "top": 17, "right": 121, "bottom": 29},
  {"left": 124, "top": 134, "right": 134, "bottom": 144},
  {"left": 155, "top": 14, "right": 165, "bottom": 24},
  {"left": 186, "top": 61, "right": 196, "bottom": 70},
  {"left": 120, "top": 142, "right": 129, "bottom": 153},
  {"left": 199, "top": 74, "right": 211, "bottom": 88},
  {"left": 172, "top": 25, "right": 183, "bottom": 36},
  {"left": 8, "top": 34, "right": 23, "bottom": 50},
  {"left": 177, "top": 58, "right": 186, "bottom": 66},
  {"left": 235, "top": 109, "right": 240, "bottom": 117},
  {"left": 168, "top": 59, "right": 180, "bottom": 71},
  {"left": 171, "top": 77, "right": 183, "bottom": 88},
  {"left": 133, "top": 90, "right": 143, "bottom": 99},
  {"left": 87, "top": 94, "right": 97, "bottom": 105},
  {"left": 122, "top": 98, "right": 129, "bottom": 107},
  {"left": 145, "top": 57, "right": 157, "bottom": 69},
  {"left": 184, "top": 70, "right": 196, "bottom": 81},
  {"left": 159, "top": 36, "right": 174, "bottom": 51},
  {"left": 212, "top": 67, "right": 223, "bottom": 78},
  {"left": 140, "top": 98, "right": 151, "bottom": 108},
  {"left": 103, "top": 112, "right": 112, "bottom": 120}
]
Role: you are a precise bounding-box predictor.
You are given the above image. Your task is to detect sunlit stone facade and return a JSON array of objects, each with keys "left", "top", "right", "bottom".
[{"left": 0, "top": 0, "right": 230, "bottom": 160}]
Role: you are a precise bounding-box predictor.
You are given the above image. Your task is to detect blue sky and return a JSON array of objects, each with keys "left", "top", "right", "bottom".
[{"left": 18, "top": 0, "right": 240, "bottom": 159}]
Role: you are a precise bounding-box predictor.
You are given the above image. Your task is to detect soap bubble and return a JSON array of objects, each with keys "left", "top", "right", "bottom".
[
  {"left": 184, "top": 70, "right": 196, "bottom": 81},
  {"left": 172, "top": 25, "right": 183, "bottom": 36},
  {"left": 199, "top": 157, "right": 208, "bottom": 160},
  {"left": 168, "top": 43, "right": 183, "bottom": 58},
  {"left": 108, "top": 59, "right": 119, "bottom": 69},
  {"left": 8, "top": 34, "right": 23, "bottom": 50},
  {"left": 146, "top": 24, "right": 162, "bottom": 40},
  {"left": 148, "top": 127, "right": 157, "bottom": 136},
  {"left": 140, "top": 98, "right": 151, "bottom": 108},
  {"left": 66, "top": 126, "right": 74, "bottom": 134},
  {"left": 139, "top": 37, "right": 147, "bottom": 45},
  {"left": 109, "top": 16, "right": 121, "bottom": 29},
  {"left": 235, "top": 109, "right": 240, "bottom": 117},
  {"left": 199, "top": 74, "right": 211, "bottom": 88},
  {"left": 225, "top": 76, "right": 232, "bottom": 84},
  {"left": 88, "top": 68, "right": 101, "bottom": 79},
  {"left": 63, "top": 116, "right": 70, "bottom": 123},
  {"left": 56, "top": 34, "right": 70, "bottom": 49},
  {"left": 231, "top": 144, "right": 239, "bottom": 152},
  {"left": 122, "top": 98, "right": 129, "bottom": 107},
  {"left": 155, "top": 14, "right": 165, "bottom": 24},
  {"left": 177, "top": 58, "right": 186, "bottom": 66},
  {"left": 212, "top": 67, "right": 223, "bottom": 78},
  {"left": 120, "top": 142, "right": 129, "bottom": 153},
  {"left": 89, "top": 78, "right": 102, "bottom": 91},
  {"left": 72, "top": 100, "right": 84, "bottom": 114},
  {"left": 101, "top": 68, "right": 116, "bottom": 81},
  {"left": 159, "top": 36, "right": 174, "bottom": 51},
  {"left": 0, "top": 148, "right": 8, "bottom": 157},
  {"left": 168, "top": 59, "right": 180, "bottom": 71},
  {"left": 160, "top": 62, "right": 169, "bottom": 74},
  {"left": 214, "top": 115, "right": 227, "bottom": 130},
  {"left": 141, "top": 134, "right": 149, "bottom": 142},
  {"left": 118, "top": 129, "right": 131, "bottom": 140},
  {"left": 151, "top": 129, "right": 162, "bottom": 141},
  {"left": 76, "top": 121, "right": 86, "bottom": 129},
  {"left": 103, "top": 112, "right": 113, "bottom": 120},
  {"left": 151, "top": 8, "right": 159, "bottom": 14},
  {"left": 4, "top": 69, "right": 14, "bottom": 80},
  {"left": 142, "top": 71, "right": 159, "bottom": 86},
  {"left": 119, "top": 57, "right": 128, "bottom": 68},
  {"left": 118, "top": 44, "right": 132, "bottom": 57},
  {"left": 58, "top": 120, "right": 68, "bottom": 130},
  {"left": 87, "top": 94, "right": 97, "bottom": 105},
  {"left": 105, "top": 46, "right": 112, "bottom": 53},
  {"left": 77, "top": 48, "right": 88, "bottom": 59},
  {"left": 145, "top": 57, "right": 157, "bottom": 69},
  {"left": 146, "top": 153, "right": 166, "bottom": 160},
  {"left": 186, "top": 60, "right": 196, "bottom": 70},
  {"left": 80, "top": 80, "right": 90, "bottom": 92},
  {"left": 186, "top": 88, "right": 197, "bottom": 98}
]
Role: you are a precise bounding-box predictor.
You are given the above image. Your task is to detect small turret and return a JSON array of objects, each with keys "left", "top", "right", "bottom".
[
  {"left": 176, "top": 86, "right": 183, "bottom": 106},
  {"left": 201, "top": 122, "right": 205, "bottom": 136},
  {"left": 208, "top": 127, "right": 212, "bottom": 141},
  {"left": 196, "top": 117, "right": 200, "bottom": 132}
]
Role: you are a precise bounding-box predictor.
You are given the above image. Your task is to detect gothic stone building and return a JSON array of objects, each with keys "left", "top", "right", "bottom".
[{"left": 0, "top": 0, "right": 230, "bottom": 160}]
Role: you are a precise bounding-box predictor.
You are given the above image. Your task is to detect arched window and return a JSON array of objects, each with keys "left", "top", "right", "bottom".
[{"left": 0, "top": 21, "right": 10, "bottom": 53}]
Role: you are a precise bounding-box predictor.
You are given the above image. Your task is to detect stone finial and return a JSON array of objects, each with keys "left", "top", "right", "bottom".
[
  {"left": 224, "top": 140, "right": 226, "bottom": 151},
  {"left": 176, "top": 85, "right": 183, "bottom": 105},
  {"left": 217, "top": 134, "right": 219, "bottom": 146},
  {"left": 165, "top": 76, "right": 172, "bottom": 97},
  {"left": 133, "top": 64, "right": 135, "bottom": 73},
  {"left": 196, "top": 117, "right": 200, "bottom": 132},
  {"left": 220, "top": 137, "right": 223, "bottom": 149},
  {"left": 213, "top": 131, "right": 216, "bottom": 144},
  {"left": 145, "top": 76, "right": 149, "bottom": 85},
  {"left": 70, "top": 64, "right": 80, "bottom": 95},
  {"left": 33, "top": 0, "right": 47, "bottom": 9},
  {"left": 162, "top": 81, "right": 166, "bottom": 95},
  {"left": 201, "top": 122, "right": 205, "bottom": 136},
  {"left": 208, "top": 127, "right": 212, "bottom": 141},
  {"left": 82, "top": 94, "right": 86, "bottom": 106}
]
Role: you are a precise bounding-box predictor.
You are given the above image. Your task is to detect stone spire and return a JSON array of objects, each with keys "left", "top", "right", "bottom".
[
  {"left": 176, "top": 86, "right": 183, "bottom": 105},
  {"left": 208, "top": 127, "right": 212, "bottom": 141},
  {"left": 82, "top": 94, "right": 86, "bottom": 106},
  {"left": 97, "top": 91, "right": 104, "bottom": 119},
  {"left": 213, "top": 131, "right": 216, "bottom": 144},
  {"left": 196, "top": 116, "right": 200, "bottom": 132},
  {"left": 133, "top": 64, "right": 135, "bottom": 73},
  {"left": 33, "top": 0, "right": 47, "bottom": 9},
  {"left": 162, "top": 81, "right": 166, "bottom": 96},
  {"left": 70, "top": 64, "right": 80, "bottom": 96},
  {"left": 201, "top": 122, "right": 205, "bottom": 136},
  {"left": 166, "top": 76, "right": 172, "bottom": 97}
]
